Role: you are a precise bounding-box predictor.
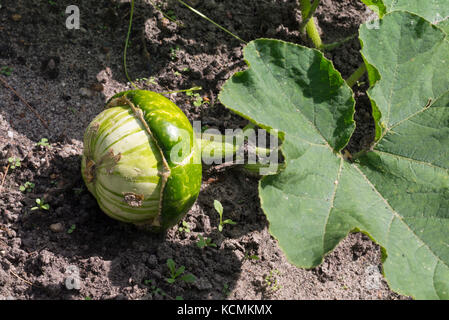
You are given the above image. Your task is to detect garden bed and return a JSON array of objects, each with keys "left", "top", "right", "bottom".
[{"left": 0, "top": 0, "right": 408, "bottom": 300}]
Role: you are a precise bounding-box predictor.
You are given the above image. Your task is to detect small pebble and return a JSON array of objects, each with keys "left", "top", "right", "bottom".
[
  {"left": 11, "top": 14, "right": 21, "bottom": 22},
  {"left": 79, "top": 88, "right": 92, "bottom": 97},
  {"left": 49, "top": 223, "right": 64, "bottom": 233}
]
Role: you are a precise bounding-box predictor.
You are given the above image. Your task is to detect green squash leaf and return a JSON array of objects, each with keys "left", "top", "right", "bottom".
[
  {"left": 220, "top": 38, "right": 357, "bottom": 268},
  {"left": 437, "top": 17, "right": 449, "bottom": 35},
  {"left": 360, "top": 11, "right": 449, "bottom": 140},
  {"left": 361, "top": 0, "right": 449, "bottom": 24},
  {"left": 219, "top": 11, "right": 449, "bottom": 299},
  {"left": 358, "top": 11, "right": 449, "bottom": 299},
  {"left": 361, "top": 0, "right": 387, "bottom": 18}
]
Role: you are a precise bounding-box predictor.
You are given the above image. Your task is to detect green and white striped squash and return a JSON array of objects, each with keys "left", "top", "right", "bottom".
[{"left": 81, "top": 90, "right": 202, "bottom": 231}]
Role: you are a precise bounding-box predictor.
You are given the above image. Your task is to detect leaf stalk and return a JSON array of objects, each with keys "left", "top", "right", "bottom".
[
  {"left": 345, "top": 64, "right": 367, "bottom": 88},
  {"left": 299, "top": 0, "right": 323, "bottom": 49}
]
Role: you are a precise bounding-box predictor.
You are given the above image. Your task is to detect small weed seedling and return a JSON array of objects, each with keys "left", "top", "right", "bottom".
[
  {"left": 73, "top": 187, "right": 84, "bottom": 196},
  {"left": 196, "top": 235, "right": 217, "bottom": 249},
  {"left": 135, "top": 77, "right": 157, "bottom": 86},
  {"left": 166, "top": 9, "right": 177, "bottom": 21},
  {"left": 37, "top": 138, "right": 51, "bottom": 148},
  {"left": 67, "top": 224, "right": 76, "bottom": 234},
  {"left": 144, "top": 279, "right": 184, "bottom": 300},
  {"left": 222, "top": 283, "right": 231, "bottom": 298},
  {"left": 214, "top": 200, "right": 236, "bottom": 232},
  {"left": 166, "top": 258, "right": 196, "bottom": 284},
  {"left": 244, "top": 252, "right": 260, "bottom": 262},
  {"left": 264, "top": 269, "right": 282, "bottom": 292},
  {"left": 0, "top": 66, "right": 12, "bottom": 76},
  {"left": 31, "top": 198, "right": 50, "bottom": 211},
  {"left": 144, "top": 279, "right": 166, "bottom": 297},
  {"left": 19, "top": 181, "right": 35, "bottom": 193},
  {"left": 7, "top": 157, "right": 21, "bottom": 170},
  {"left": 170, "top": 46, "right": 180, "bottom": 60},
  {"left": 178, "top": 221, "right": 191, "bottom": 233},
  {"left": 186, "top": 89, "right": 208, "bottom": 107}
]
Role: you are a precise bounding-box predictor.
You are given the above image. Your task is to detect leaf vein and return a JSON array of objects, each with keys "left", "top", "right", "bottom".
[
  {"left": 322, "top": 157, "right": 344, "bottom": 256},
  {"left": 253, "top": 44, "right": 333, "bottom": 152},
  {"left": 353, "top": 164, "right": 449, "bottom": 271}
]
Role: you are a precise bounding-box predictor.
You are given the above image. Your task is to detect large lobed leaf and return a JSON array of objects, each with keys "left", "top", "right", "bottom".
[
  {"left": 219, "top": 11, "right": 449, "bottom": 299},
  {"left": 361, "top": 0, "right": 449, "bottom": 24}
]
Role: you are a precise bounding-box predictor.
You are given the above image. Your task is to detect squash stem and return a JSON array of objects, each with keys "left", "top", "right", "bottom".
[
  {"left": 197, "top": 131, "right": 281, "bottom": 176},
  {"left": 345, "top": 64, "right": 367, "bottom": 88},
  {"left": 299, "top": 0, "right": 323, "bottom": 49},
  {"left": 197, "top": 133, "right": 238, "bottom": 163}
]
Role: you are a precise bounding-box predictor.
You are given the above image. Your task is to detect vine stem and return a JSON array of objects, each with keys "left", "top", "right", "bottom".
[
  {"left": 299, "top": 0, "right": 323, "bottom": 49},
  {"left": 345, "top": 64, "right": 367, "bottom": 88},
  {"left": 159, "top": 86, "right": 202, "bottom": 95},
  {"left": 123, "top": 0, "right": 245, "bottom": 91},
  {"left": 124, "top": 0, "right": 138, "bottom": 89},
  {"left": 299, "top": 0, "right": 320, "bottom": 33},
  {"left": 175, "top": 0, "right": 247, "bottom": 44},
  {"left": 320, "top": 33, "right": 357, "bottom": 51}
]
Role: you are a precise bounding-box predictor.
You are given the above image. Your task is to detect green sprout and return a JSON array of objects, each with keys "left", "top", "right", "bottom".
[
  {"left": 73, "top": 187, "right": 84, "bottom": 195},
  {"left": 214, "top": 200, "right": 236, "bottom": 232},
  {"left": 244, "top": 252, "right": 260, "bottom": 261},
  {"left": 144, "top": 279, "right": 166, "bottom": 297},
  {"left": 7, "top": 157, "right": 21, "bottom": 170},
  {"left": 196, "top": 235, "right": 217, "bottom": 249},
  {"left": 264, "top": 269, "right": 282, "bottom": 292},
  {"left": 135, "top": 77, "right": 157, "bottom": 86},
  {"left": 186, "top": 89, "right": 208, "bottom": 107},
  {"left": 166, "top": 258, "right": 196, "bottom": 284},
  {"left": 222, "top": 283, "right": 231, "bottom": 298},
  {"left": 0, "top": 66, "right": 12, "bottom": 76},
  {"left": 170, "top": 46, "right": 180, "bottom": 60},
  {"left": 166, "top": 9, "right": 177, "bottom": 20},
  {"left": 19, "top": 181, "right": 35, "bottom": 193},
  {"left": 143, "top": 279, "right": 184, "bottom": 300},
  {"left": 67, "top": 224, "right": 76, "bottom": 234},
  {"left": 31, "top": 198, "right": 50, "bottom": 211},
  {"left": 178, "top": 221, "right": 191, "bottom": 233},
  {"left": 37, "top": 138, "right": 51, "bottom": 148},
  {"left": 147, "top": 77, "right": 157, "bottom": 85}
]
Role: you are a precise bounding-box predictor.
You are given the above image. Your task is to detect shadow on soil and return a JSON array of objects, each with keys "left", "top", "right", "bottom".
[{"left": 10, "top": 146, "right": 265, "bottom": 299}]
